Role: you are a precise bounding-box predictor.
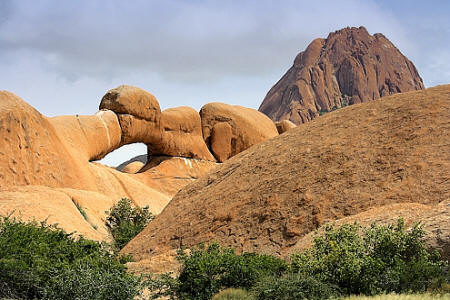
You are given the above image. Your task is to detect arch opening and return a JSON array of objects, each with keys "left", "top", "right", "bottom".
[{"left": 97, "top": 143, "right": 147, "bottom": 170}]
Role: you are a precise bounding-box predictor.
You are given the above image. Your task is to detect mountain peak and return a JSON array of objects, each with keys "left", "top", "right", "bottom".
[{"left": 259, "top": 27, "right": 424, "bottom": 124}]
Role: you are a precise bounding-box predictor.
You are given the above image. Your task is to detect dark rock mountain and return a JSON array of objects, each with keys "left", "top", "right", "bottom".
[{"left": 259, "top": 26, "right": 425, "bottom": 124}]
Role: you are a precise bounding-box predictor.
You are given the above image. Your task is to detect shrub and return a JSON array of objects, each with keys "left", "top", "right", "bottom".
[
  {"left": 147, "top": 219, "right": 448, "bottom": 299},
  {"left": 160, "top": 243, "right": 287, "bottom": 300},
  {"left": 0, "top": 216, "right": 141, "bottom": 299},
  {"left": 252, "top": 273, "right": 339, "bottom": 300},
  {"left": 290, "top": 219, "right": 448, "bottom": 296},
  {"left": 106, "top": 197, "right": 154, "bottom": 249}
]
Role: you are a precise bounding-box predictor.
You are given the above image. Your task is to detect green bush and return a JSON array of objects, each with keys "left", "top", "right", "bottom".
[
  {"left": 147, "top": 219, "right": 448, "bottom": 300},
  {"left": 159, "top": 243, "right": 287, "bottom": 300},
  {"left": 106, "top": 197, "right": 154, "bottom": 249},
  {"left": 0, "top": 216, "right": 141, "bottom": 299},
  {"left": 252, "top": 273, "right": 339, "bottom": 300},
  {"left": 290, "top": 219, "right": 448, "bottom": 296}
]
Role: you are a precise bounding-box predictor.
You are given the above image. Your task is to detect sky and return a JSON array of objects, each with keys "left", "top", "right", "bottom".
[{"left": 1, "top": 0, "right": 449, "bottom": 166}]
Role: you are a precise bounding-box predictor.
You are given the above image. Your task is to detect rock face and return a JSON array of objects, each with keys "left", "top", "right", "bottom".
[
  {"left": 0, "top": 84, "right": 278, "bottom": 241},
  {"left": 100, "top": 86, "right": 276, "bottom": 162},
  {"left": 100, "top": 85, "right": 162, "bottom": 145},
  {"left": 259, "top": 26, "right": 425, "bottom": 124},
  {"left": 136, "top": 156, "right": 218, "bottom": 198},
  {"left": 0, "top": 89, "right": 217, "bottom": 241},
  {"left": 49, "top": 110, "right": 122, "bottom": 162},
  {"left": 275, "top": 120, "right": 296, "bottom": 134},
  {"left": 122, "top": 85, "right": 450, "bottom": 267},
  {"left": 0, "top": 186, "right": 117, "bottom": 241},
  {"left": 150, "top": 107, "right": 215, "bottom": 161},
  {"left": 200, "top": 102, "right": 278, "bottom": 162},
  {"left": 120, "top": 161, "right": 145, "bottom": 174},
  {"left": 0, "top": 91, "right": 89, "bottom": 189},
  {"left": 116, "top": 154, "right": 147, "bottom": 172},
  {"left": 210, "top": 122, "right": 233, "bottom": 162}
]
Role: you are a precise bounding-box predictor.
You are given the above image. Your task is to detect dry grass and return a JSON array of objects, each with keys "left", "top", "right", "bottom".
[
  {"left": 211, "top": 291, "right": 450, "bottom": 300},
  {"left": 344, "top": 293, "right": 450, "bottom": 300},
  {"left": 212, "top": 288, "right": 253, "bottom": 300}
]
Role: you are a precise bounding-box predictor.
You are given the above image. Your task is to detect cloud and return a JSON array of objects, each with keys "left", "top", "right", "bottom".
[
  {"left": 0, "top": 0, "right": 12, "bottom": 26},
  {"left": 1, "top": 0, "right": 449, "bottom": 165},
  {"left": 0, "top": 0, "right": 407, "bottom": 83}
]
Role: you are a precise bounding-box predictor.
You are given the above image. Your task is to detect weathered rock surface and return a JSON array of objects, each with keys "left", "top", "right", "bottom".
[
  {"left": 99, "top": 85, "right": 161, "bottom": 122},
  {"left": 149, "top": 107, "right": 215, "bottom": 161},
  {"left": 100, "top": 86, "right": 215, "bottom": 161},
  {"left": 122, "top": 85, "right": 450, "bottom": 268},
  {"left": 0, "top": 185, "right": 115, "bottom": 241},
  {"left": 200, "top": 102, "right": 278, "bottom": 161},
  {"left": 275, "top": 120, "right": 296, "bottom": 134},
  {"left": 116, "top": 154, "right": 147, "bottom": 172},
  {"left": 0, "top": 91, "right": 87, "bottom": 189},
  {"left": 0, "top": 90, "right": 216, "bottom": 241},
  {"left": 49, "top": 110, "right": 122, "bottom": 162},
  {"left": 210, "top": 122, "right": 233, "bottom": 162},
  {"left": 136, "top": 156, "right": 217, "bottom": 198},
  {"left": 100, "top": 85, "right": 163, "bottom": 145},
  {"left": 121, "top": 161, "right": 145, "bottom": 174},
  {"left": 259, "top": 26, "right": 425, "bottom": 124}
]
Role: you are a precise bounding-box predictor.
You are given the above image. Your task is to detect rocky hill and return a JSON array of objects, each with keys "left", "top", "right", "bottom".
[
  {"left": 123, "top": 85, "right": 450, "bottom": 271},
  {"left": 259, "top": 26, "right": 425, "bottom": 124},
  {"left": 0, "top": 86, "right": 276, "bottom": 241}
]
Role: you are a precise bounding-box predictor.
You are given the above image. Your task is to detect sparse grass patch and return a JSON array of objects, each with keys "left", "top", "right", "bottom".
[
  {"left": 344, "top": 293, "right": 450, "bottom": 299},
  {"left": 74, "top": 201, "right": 88, "bottom": 221},
  {"left": 252, "top": 273, "right": 339, "bottom": 300},
  {"left": 212, "top": 288, "right": 254, "bottom": 300}
]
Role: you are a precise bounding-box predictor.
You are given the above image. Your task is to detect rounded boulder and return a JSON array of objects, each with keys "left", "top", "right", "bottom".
[{"left": 200, "top": 102, "right": 278, "bottom": 161}]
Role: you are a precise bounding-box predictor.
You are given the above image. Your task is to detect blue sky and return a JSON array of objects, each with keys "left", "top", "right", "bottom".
[{"left": 1, "top": 0, "right": 449, "bottom": 166}]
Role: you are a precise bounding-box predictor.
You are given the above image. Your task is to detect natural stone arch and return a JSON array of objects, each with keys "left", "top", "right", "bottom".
[{"left": 99, "top": 85, "right": 216, "bottom": 163}]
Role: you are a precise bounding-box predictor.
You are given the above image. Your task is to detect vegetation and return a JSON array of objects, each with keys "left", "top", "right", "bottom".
[
  {"left": 74, "top": 201, "right": 88, "bottom": 221},
  {"left": 211, "top": 289, "right": 450, "bottom": 300},
  {"left": 290, "top": 219, "right": 447, "bottom": 295},
  {"left": 148, "top": 243, "right": 287, "bottom": 300},
  {"left": 0, "top": 215, "right": 141, "bottom": 300},
  {"left": 176, "top": 244, "right": 287, "bottom": 300},
  {"left": 344, "top": 294, "right": 450, "bottom": 300},
  {"left": 105, "top": 197, "right": 154, "bottom": 249},
  {"left": 149, "top": 219, "right": 448, "bottom": 300},
  {"left": 212, "top": 288, "right": 254, "bottom": 300},
  {"left": 1, "top": 209, "right": 447, "bottom": 300},
  {"left": 252, "top": 273, "right": 339, "bottom": 300}
]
